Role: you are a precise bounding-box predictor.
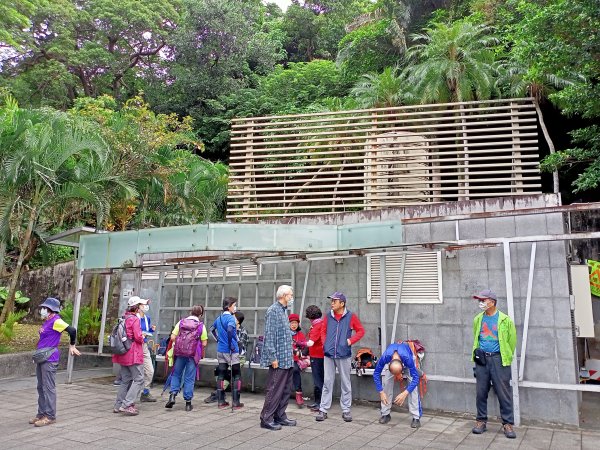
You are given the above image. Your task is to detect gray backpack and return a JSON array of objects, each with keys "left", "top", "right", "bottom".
[{"left": 109, "top": 317, "right": 132, "bottom": 354}]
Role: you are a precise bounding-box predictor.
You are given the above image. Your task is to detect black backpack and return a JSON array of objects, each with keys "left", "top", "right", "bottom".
[
  {"left": 251, "top": 336, "right": 264, "bottom": 364},
  {"left": 108, "top": 317, "right": 132, "bottom": 354}
]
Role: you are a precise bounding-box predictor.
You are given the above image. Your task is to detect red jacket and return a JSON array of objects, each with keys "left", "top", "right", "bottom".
[
  {"left": 320, "top": 309, "right": 365, "bottom": 348},
  {"left": 112, "top": 312, "right": 144, "bottom": 366},
  {"left": 292, "top": 330, "right": 306, "bottom": 362},
  {"left": 308, "top": 318, "right": 324, "bottom": 358}
]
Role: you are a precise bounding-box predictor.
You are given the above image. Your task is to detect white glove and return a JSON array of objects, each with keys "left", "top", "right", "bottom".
[{"left": 306, "top": 340, "right": 314, "bottom": 347}]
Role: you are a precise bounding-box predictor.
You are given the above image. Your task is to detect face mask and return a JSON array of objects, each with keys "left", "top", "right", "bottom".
[
  {"left": 141, "top": 304, "right": 149, "bottom": 312},
  {"left": 478, "top": 301, "right": 489, "bottom": 311},
  {"left": 287, "top": 297, "right": 294, "bottom": 310},
  {"left": 40, "top": 308, "right": 49, "bottom": 319},
  {"left": 231, "top": 305, "right": 237, "bottom": 313}
]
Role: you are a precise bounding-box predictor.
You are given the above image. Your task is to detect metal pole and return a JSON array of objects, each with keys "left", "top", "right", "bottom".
[
  {"left": 379, "top": 255, "right": 387, "bottom": 353},
  {"left": 502, "top": 240, "right": 520, "bottom": 426},
  {"left": 98, "top": 274, "right": 111, "bottom": 354},
  {"left": 299, "top": 261, "right": 311, "bottom": 328},
  {"left": 67, "top": 269, "right": 85, "bottom": 384},
  {"left": 519, "top": 243, "right": 536, "bottom": 381},
  {"left": 391, "top": 253, "right": 406, "bottom": 344}
]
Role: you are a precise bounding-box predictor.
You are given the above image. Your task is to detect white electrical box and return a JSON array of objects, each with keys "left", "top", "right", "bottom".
[{"left": 571, "top": 265, "right": 595, "bottom": 338}]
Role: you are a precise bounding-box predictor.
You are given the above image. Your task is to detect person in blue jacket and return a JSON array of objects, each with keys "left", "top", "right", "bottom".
[
  {"left": 373, "top": 342, "right": 422, "bottom": 428},
  {"left": 211, "top": 297, "right": 243, "bottom": 409}
]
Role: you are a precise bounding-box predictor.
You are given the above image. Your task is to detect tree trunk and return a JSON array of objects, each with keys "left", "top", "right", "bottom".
[
  {"left": 534, "top": 99, "right": 560, "bottom": 196},
  {"left": 0, "top": 208, "right": 37, "bottom": 325},
  {"left": 0, "top": 240, "right": 6, "bottom": 278}
]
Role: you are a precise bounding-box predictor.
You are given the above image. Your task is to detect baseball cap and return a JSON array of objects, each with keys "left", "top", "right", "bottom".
[
  {"left": 127, "top": 296, "right": 148, "bottom": 307},
  {"left": 40, "top": 297, "right": 61, "bottom": 312},
  {"left": 473, "top": 289, "right": 497, "bottom": 302},
  {"left": 327, "top": 291, "right": 347, "bottom": 303}
]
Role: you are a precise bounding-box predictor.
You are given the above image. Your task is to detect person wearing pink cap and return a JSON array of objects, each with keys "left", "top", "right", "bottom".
[{"left": 471, "top": 289, "right": 517, "bottom": 439}]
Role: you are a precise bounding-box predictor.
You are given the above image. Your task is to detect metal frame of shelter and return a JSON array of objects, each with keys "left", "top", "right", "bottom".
[{"left": 67, "top": 203, "right": 600, "bottom": 426}]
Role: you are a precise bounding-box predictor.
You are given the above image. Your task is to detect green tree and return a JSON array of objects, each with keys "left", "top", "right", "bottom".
[
  {"left": 403, "top": 19, "right": 498, "bottom": 103},
  {"left": 351, "top": 66, "right": 411, "bottom": 108},
  {"left": 1, "top": 0, "right": 181, "bottom": 106},
  {"left": 0, "top": 101, "right": 134, "bottom": 325}
]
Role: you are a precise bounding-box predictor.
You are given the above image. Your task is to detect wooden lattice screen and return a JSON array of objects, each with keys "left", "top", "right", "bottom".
[{"left": 228, "top": 98, "right": 541, "bottom": 220}]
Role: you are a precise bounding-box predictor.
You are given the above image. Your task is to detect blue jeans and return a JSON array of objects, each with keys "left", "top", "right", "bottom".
[
  {"left": 475, "top": 353, "right": 514, "bottom": 425},
  {"left": 170, "top": 357, "right": 196, "bottom": 401}
]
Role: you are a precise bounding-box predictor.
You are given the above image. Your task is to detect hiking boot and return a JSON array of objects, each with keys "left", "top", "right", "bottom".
[
  {"left": 472, "top": 421, "right": 487, "bottom": 434},
  {"left": 140, "top": 392, "right": 157, "bottom": 402},
  {"left": 411, "top": 418, "right": 421, "bottom": 428},
  {"left": 503, "top": 424, "right": 516, "bottom": 439},
  {"left": 295, "top": 391, "right": 304, "bottom": 407},
  {"left": 29, "top": 416, "right": 44, "bottom": 424},
  {"left": 204, "top": 391, "right": 218, "bottom": 404},
  {"left": 185, "top": 401, "right": 193, "bottom": 412},
  {"left": 379, "top": 414, "right": 391, "bottom": 424},
  {"left": 342, "top": 411, "right": 353, "bottom": 422},
  {"left": 165, "top": 393, "right": 176, "bottom": 409},
  {"left": 34, "top": 417, "right": 56, "bottom": 427},
  {"left": 315, "top": 411, "right": 327, "bottom": 421},
  {"left": 232, "top": 389, "right": 244, "bottom": 410},
  {"left": 217, "top": 389, "right": 230, "bottom": 408},
  {"left": 119, "top": 405, "right": 139, "bottom": 416}
]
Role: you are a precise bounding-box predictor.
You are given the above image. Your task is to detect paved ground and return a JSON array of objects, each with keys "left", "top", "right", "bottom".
[{"left": 0, "top": 368, "right": 597, "bottom": 450}]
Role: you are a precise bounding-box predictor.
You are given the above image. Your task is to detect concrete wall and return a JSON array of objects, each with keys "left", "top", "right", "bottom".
[{"left": 122, "top": 194, "right": 580, "bottom": 425}]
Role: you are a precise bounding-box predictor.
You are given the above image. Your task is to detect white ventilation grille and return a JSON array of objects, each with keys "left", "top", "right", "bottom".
[{"left": 367, "top": 252, "right": 443, "bottom": 304}]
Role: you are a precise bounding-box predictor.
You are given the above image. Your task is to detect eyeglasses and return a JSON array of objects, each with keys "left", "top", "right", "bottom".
[{"left": 330, "top": 298, "right": 341, "bottom": 303}]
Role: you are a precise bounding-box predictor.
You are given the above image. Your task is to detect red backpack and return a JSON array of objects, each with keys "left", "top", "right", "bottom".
[{"left": 173, "top": 318, "right": 203, "bottom": 358}]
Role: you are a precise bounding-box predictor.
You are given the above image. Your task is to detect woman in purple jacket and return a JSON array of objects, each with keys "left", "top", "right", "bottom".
[{"left": 31, "top": 297, "right": 80, "bottom": 427}]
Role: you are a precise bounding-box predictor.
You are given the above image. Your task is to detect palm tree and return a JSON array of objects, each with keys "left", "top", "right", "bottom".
[
  {"left": 403, "top": 20, "right": 498, "bottom": 104},
  {"left": 0, "top": 102, "right": 135, "bottom": 324},
  {"left": 351, "top": 66, "right": 412, "bottom": 108}
]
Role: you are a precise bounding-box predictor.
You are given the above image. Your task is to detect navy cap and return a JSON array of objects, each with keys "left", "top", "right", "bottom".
[
  {"left": 327, "top": 291, "right": 347, "bottom": 303},
  {"left": 40, "top": 297, "right": 61, "bottom": 312},
  {"left": 473, "top": 289, "right": 497, "bottom": 302}
]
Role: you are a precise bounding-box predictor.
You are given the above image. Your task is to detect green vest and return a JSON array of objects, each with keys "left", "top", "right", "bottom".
[{"left": 471, "top": 310, "right": 517, "bottom": 367}]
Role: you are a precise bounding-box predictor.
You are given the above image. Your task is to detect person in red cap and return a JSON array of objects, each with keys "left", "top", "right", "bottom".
[
  {"left": 315, "top": 291, "right": 365, "bottom": 423},
  {"left": 289, "top": 313, "right": 308, "bottom": 407},
  {"left": 471, "top": 289, "right": 517, "bottom": 439}
]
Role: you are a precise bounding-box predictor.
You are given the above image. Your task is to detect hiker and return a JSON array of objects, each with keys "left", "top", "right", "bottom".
[
  {"left": 289, "top": 313, "right": 308, "bottom": 407},
  {"left": 211, "top": 297, "right": 244, "bottom": 409},
  {"left": 316, "top": 291, "right": 365, "bottom": 423},
  {"left": 305, "top": 304, "right": 324, "bottom": 412},
  {"left": 165, "top": 305, "right": 207, "bottom": 411},
  {"left": 204, "top": 310, "right": 248, "bottom": 404},
  {"left": 471, "top": 289, "right": 517, "bottom": 439},
  {"left": 138, "top": 298, "right": 156, "bottom": 402},
  {"left": 373, "top": 341, "right": 422, "bottom": 428},
  {"left": 30, "top": 297, "right": 81, "bottom": 427},
  {"left": 259, "top": 285, "right": 295, "bottom": 431},
  {"left": 113, "top": 296, "right": 146, "bottom": 416}
]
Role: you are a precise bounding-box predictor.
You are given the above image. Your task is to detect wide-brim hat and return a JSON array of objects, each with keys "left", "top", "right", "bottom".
[
  {"left": 127, "top": 296, "right": 148, "bottom": 307},
  {"left": 40, "top": 297, "right": 61, "bottom": 312}
]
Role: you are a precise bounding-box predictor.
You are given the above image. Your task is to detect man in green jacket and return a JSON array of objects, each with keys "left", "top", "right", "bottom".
[{"left": 471, "top": 289, "right": 517, "bottom": 439}]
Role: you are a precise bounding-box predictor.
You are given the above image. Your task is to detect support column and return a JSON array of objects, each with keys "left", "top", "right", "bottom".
[
  {"left": 502, "top": 241, "right": 520, "bottom": 426},
  {"left": 379, "top": 255, "right": 387, "bottom": 353},
  {"left": 519, "top": 243, "right": 536, "bottom": 381},
  {"left": 67, "top": 269, "right": 85, "bottom": 384},
  {"left": 98, "top": 274, "right": 111, "bottom": 354}
]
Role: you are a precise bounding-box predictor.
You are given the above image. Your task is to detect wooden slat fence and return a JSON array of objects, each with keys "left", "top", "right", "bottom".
[{"left": 228, "top": 98, "right": 541, "bottom": 219}]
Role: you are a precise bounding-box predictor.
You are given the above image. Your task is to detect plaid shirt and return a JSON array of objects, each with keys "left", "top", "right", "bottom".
[{"left": 260, "top": 301, "right": 293, "bottom": 369}]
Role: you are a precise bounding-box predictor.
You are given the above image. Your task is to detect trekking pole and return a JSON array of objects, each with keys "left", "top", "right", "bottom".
[{"left": 230, "top": 352, "right": 234, "bottom": 413}]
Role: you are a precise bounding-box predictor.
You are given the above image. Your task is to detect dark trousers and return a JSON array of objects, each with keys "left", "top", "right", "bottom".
[
  {"left": 36, "top": 361, "right": 58, "bottom": 420},
  {"left": 292, "top": 362, "right": 302, "bottom": 392},
  {"left": 260, "top": 367, "right": 293, "bottom": 424},
  {"left": 310, "top": 357, "right": 324, "bottom": 404},
  {"left": 475, "top": 353, "right": 514, "bottom": 425}
]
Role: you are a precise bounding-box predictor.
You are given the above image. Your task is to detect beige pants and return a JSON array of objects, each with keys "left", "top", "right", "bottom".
[{"left": 142, "top": 342, "right": 154, "bottom": 390}]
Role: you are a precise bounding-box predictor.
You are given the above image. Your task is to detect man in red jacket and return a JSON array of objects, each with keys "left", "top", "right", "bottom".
[
  {"left": 112, "top": 296, "right": 145, "bottom": 416},
  {"left": 316, "top": 292, "right": 365, "bottom": 423}
]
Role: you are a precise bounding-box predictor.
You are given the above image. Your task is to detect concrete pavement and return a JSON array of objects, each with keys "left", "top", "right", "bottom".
[{"left": 0, "top": 368, "right": 596, "bottom": 450}]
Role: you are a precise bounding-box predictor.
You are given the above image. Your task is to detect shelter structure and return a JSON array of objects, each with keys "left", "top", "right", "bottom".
[{"left": 67, "top": 99, "right": 600, "bottom": 427}]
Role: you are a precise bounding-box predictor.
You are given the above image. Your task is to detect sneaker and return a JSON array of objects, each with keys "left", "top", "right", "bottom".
[
  {"left": 34, "top": 417, "right": 56, "bottom": 427},
  {"left": 411, "top": 418, "right": 421, "bottom": 428},
  {"left": 204, "top": 392, "right": 218, "bottom": 404},
  {"left": 472, "top": 421, "right": 487, "bottom": 434},
  {"left": 113, "top": 407, "right": 120, "bottom": 413},
  {"left": 378, "top": 414, "right": 391, "bottom": 424},
  {"left": 119, "top": 405, "right": 139, "bottom": 416},
  {"left": 315, "top": 411, "right": 327, "bottom": 422},
  {"left": 140, "top": 392, "right": 157, "bottom": 402},
  {"left": 310, "top": 403, "right": 320, "bottom": 412},
  {"left": 503, "top": 424, "right": 516, "bottom": 439},
  {"left": 342, "top": 412, "right": 353, "bottom": 422},
  {"left": 29, "top": 416, "right": 44, "bottom": 424},
  {"left": 113, "top": 379, "right": 122, "bottom": 386}
]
